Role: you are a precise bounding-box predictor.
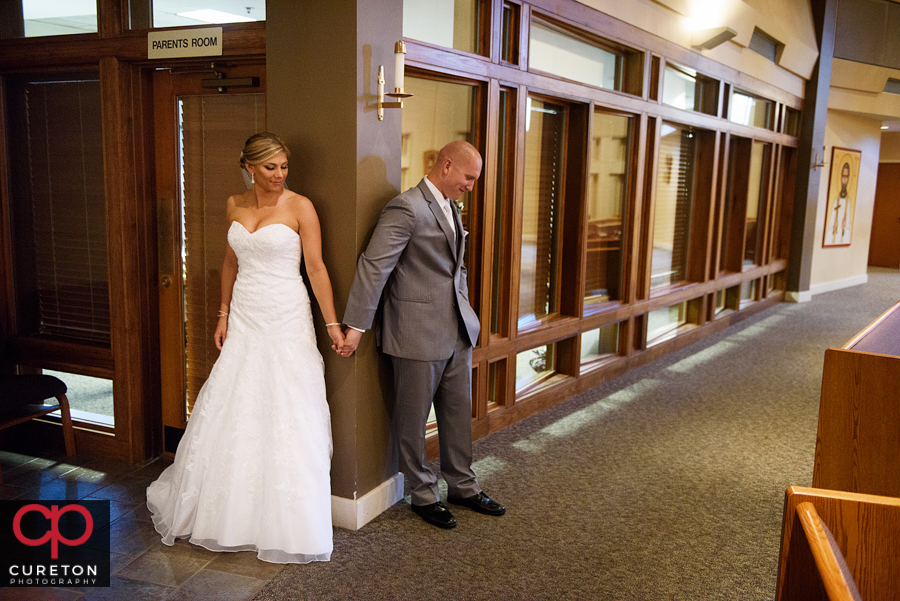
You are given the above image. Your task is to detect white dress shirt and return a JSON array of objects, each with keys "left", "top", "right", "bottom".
[{"left": 424, "top": 176, "right": 456, "bottom": 234}]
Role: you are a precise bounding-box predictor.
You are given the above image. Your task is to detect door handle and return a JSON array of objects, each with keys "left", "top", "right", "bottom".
[{"left": 160, "top": 275, "right": 172, "bottom": 288}]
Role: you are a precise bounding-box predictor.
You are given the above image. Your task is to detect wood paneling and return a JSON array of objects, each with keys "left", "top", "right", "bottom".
[
  {"left": 776, "top": 486, "right": 900, "bottom": 601},
  {"left": 813, "top": 300, "right": 900, "bottom": 497},
  {"left": 100, "top": 57, "right": 156, "bottom": 462},
  {"left": 0, "top": 24, "right": 265, "bottom": 71}
]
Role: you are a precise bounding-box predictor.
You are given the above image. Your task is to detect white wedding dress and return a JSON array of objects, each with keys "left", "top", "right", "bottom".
[{"left": 147, "top": 221, "right": 333, "bottom": 564}]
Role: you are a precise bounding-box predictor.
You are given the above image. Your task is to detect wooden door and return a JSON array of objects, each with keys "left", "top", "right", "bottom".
[
  {"left": 154, "top": 65, "right": 266, "bottom": 453},
  {"left": 868, "top": 163, "right": 900, "bottom": 268}
]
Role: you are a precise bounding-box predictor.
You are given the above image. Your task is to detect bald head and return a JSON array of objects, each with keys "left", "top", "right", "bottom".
[{"left": 427, "top": 141, "right": 483, "bottom": 201}]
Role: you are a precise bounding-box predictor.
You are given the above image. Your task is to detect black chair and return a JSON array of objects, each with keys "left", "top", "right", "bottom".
[{"left": 0, "top": 374, "right": 76, "bottom": 484}]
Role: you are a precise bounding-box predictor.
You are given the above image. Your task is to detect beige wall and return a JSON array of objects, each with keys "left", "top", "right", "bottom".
[
  {"left": 574, "top": 0, "right": 815, "bottom": 97},
  {"left": 810, "top": 111, "right": 883, "bottom": 292},
  {"left": 881, "top": 132, "right": 900, "bottom": 163},
  {"left": 268, "top": 0, "right": 402, "bottom": 511}
]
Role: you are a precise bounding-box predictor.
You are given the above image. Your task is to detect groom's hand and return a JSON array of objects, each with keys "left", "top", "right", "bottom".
[{"left": 339, "top": 327, "right": 363, "bottom": 357}]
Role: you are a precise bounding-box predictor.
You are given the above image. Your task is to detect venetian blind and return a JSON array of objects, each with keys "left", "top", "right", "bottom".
[
  {"left": 652, "top": 125, "right": 695, "bottom": 289},
  {"left": 180, "top": 94, "right": 265, "bottom": 414},
  {"left": 519, "top": 98, "right": 565, "bottom": 325},
  {"left": 21, "top": 79, "right": 110, "bottom": 344}
]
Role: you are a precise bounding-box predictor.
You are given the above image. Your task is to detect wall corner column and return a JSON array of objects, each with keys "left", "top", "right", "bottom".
[
  {"left": 267, "top": 0, "right": 404, "bottom": 529},
  {"left": 786, "top": 0, "right": 837, "bottom": 302}
]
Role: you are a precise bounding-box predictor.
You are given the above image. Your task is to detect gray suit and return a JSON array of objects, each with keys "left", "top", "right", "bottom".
[{"left": 344, "top": 179, "right": 481, "bottom": 505}]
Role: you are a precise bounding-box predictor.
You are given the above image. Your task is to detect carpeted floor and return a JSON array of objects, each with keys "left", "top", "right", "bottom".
[{"left": 254, "top": 268, "right": 900, "bottom": 601}]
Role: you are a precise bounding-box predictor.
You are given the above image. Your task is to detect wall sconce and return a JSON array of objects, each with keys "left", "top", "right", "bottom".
[
  {"left": 692, "top": 27, "right": 737, "bottom": 50},
  {"left": 812, "top": 145, "right": 827, "bottom": 171},
  {"left": 376, "top": 40, "right": 413, "bottom": 120}
]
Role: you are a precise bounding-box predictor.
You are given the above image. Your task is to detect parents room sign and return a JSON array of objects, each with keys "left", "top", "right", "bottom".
[{"left": 148, "top": 27, "right": 223, "bottom": 59}]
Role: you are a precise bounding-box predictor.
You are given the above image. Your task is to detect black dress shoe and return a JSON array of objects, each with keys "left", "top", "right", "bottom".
[
  {"left": 411, "top": 501, "right": 457, "bottom": 529},
  {"left": 447, "top": 491, "right": 506, "bottom": 516}
]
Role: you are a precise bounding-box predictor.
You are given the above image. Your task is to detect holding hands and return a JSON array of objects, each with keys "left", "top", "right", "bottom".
[
  {"left": 340, "top": 328, "right": 362, "bottom": 357},
  {"left": 328, "top": 324, "right": 361, "bottom": 357},
  {"left": 326, "top": 324, "right": 347, "bottom": 356}
]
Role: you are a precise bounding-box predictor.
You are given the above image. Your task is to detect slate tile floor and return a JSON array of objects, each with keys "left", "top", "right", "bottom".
[{"left": 0, "top": 448, "right": 284, "bottom": 601}]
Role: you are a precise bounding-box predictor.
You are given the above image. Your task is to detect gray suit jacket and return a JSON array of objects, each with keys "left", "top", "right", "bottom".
[{"left": 344, "top": 179, "right": 481, "bottom": 361}]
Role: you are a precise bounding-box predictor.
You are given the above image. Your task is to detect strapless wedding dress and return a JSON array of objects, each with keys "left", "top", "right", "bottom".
[{"left": 147, "top": 221, "right": 333, "bottom": 564}]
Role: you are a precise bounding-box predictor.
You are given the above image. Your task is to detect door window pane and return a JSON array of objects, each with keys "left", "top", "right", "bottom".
[
  {"left": 0, "top": 1, "right": 97, "bottom": 38},
  {"left": 721, "top": 138, "right": 770, "bottom": 272},
  {"left": 715, "top": 289, "right": 726, "bottom": 315},
  {"left": 516, "top": 343, "right": 556, "bottom": 394},
  {"left": 662, "top": 64, "right": 718, "bottom": 115},
  {"left": 580, "top": 323, "right": 620, "bottom": 364},
  {"left": 647, "top": 302, "right": 686, "bottom": 345},
  {"left": 744, "top": 141, "right": 770, "bottom": 266},
  {"left": 404, "top": 0, "right": 482, "bottom": 55},
  {"left": 179, "top": 94, "right": 265, "bottom": 415},
  {"left": 490, "top": 88, "right": 514, "bottom": 335},
  {"left": 730, "top": 90, "right": 774, "bottom": 129},
  {"left": 487, "top": 359, "right": 507, "bottom": 409},
  {"left": 585, "top": 111, "right": 631, "bottom": 305},
  {"left": 784, "top": 107, "right": 801, "bottom": 137},
  {"left": 715, "top": 286, "right": 739, "bottom": 319},
  {"left": 740, "top": 279, "right": 756, "bottom": 305},
  {"left": 401, "top": 76, "right": 476, "bottom": 214},
  {"left": 519, "top": 97, "right": 566, "bottom": 328},
  {"left": 651, "top": 123, "right": 696, "bottom": 290},
  {"left": 500, "top": 1, "right": 519, "bottom": 64},
  {"left": 7, "top": 75, "right": 110, "bottom": 344},
  {"left": 45, "top": 369, "right": 114, "bottom": 427},
  {"left": 529, "top": 19, "right": 619, "bottom": 91},
  {"left": 148, "top": 1, "right": 264, "bottom": 28}
]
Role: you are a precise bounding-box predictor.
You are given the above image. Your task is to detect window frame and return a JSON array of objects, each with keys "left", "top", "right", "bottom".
[{"left": 515, "top": 91, "right": 587, "bottom": 333}]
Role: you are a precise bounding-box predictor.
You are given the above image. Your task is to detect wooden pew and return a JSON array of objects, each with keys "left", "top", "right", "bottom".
[
  {"left": 775, "top": 486, "right": 900, "bottom": 601},
  {"left": 813, "top": 300, "right": 900, "bottom": 496}
]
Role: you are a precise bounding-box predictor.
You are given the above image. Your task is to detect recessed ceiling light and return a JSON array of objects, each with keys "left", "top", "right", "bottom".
[
  {"left": 177, "top": 9, "right": 254, "bottom": 24},
  {"left": 882, "top": 125, "right": 890, "bottom": 130}
]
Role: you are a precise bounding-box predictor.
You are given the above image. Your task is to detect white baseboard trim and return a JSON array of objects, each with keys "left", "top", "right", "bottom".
[
  {"left": 809, "top": 273, "right": 869, "bottom": 297},
  {"left": 331, "top": 473, "right": 404, "bottom": 531},
  {"left": 786, "top": 273, "right": 868, "bottom": 303},
  {"left": 784, "top": 290, "right": 812, "bottom": 303}
]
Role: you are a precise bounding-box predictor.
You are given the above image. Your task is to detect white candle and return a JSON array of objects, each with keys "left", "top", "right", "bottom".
[{"left": 394, "top": 40, "right": 406, "bottom": 93}]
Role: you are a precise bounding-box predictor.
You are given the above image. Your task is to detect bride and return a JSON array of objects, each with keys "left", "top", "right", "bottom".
[{"left": 147, "top": 132, "right": 343, "bottom": 564}]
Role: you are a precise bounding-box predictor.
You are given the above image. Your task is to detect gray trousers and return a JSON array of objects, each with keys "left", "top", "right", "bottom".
[{"left": 391, "top": 330, "right": 480, "bottom": 506}]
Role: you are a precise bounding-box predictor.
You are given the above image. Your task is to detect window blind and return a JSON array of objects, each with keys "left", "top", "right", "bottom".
[
  {"left": 179, "top": 94, "right": 265, "bottom": 414},
  {"left": 652, "top": 125, "right": 695, "bottom": 289},
  {"left": 19, "top": 79, "right": 110, "bottom": 344},
  {"left": 520, "top": 98, "right": 565, "bottom": 325}
]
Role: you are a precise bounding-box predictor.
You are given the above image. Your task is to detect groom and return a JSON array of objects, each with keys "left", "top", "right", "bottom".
[{"left": 341, "top": 140, "right": 505, "bottom": 529}]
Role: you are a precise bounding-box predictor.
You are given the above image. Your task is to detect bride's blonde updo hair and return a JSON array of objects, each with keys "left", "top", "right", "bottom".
[{"left": 239, "top": 132, "right": 290, "bottom": 168}]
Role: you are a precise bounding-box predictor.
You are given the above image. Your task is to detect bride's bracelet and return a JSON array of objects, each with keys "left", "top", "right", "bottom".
[
  {"left": 325, "top": 322, "right": 340, "bottom": 327},
  {"left": 218, "top": 311, "right": 229, "bottom": 317}
]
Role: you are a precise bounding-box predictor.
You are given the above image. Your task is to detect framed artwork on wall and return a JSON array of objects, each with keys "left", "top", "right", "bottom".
[{"left": 823, "top": 147, "right": 861, "bottom": 247}]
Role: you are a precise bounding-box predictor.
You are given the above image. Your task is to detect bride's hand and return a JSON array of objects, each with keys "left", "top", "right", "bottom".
[
  {"left": 214, "top": 316, "right": 228, "bottom": 350},
  {"left": 327, "top": 324, "right": 345, "bottom": 354}
]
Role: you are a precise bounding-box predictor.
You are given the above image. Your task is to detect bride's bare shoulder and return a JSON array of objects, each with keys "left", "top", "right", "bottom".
[
  {"left": 225, "top": 191, "right": 251, "bottom": 220},
  {"left": 283, "top": 190, "right": 314, "bottom": 213},
  {"left": 229, "top": 190, "right": 254, "bottom": 206}
]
